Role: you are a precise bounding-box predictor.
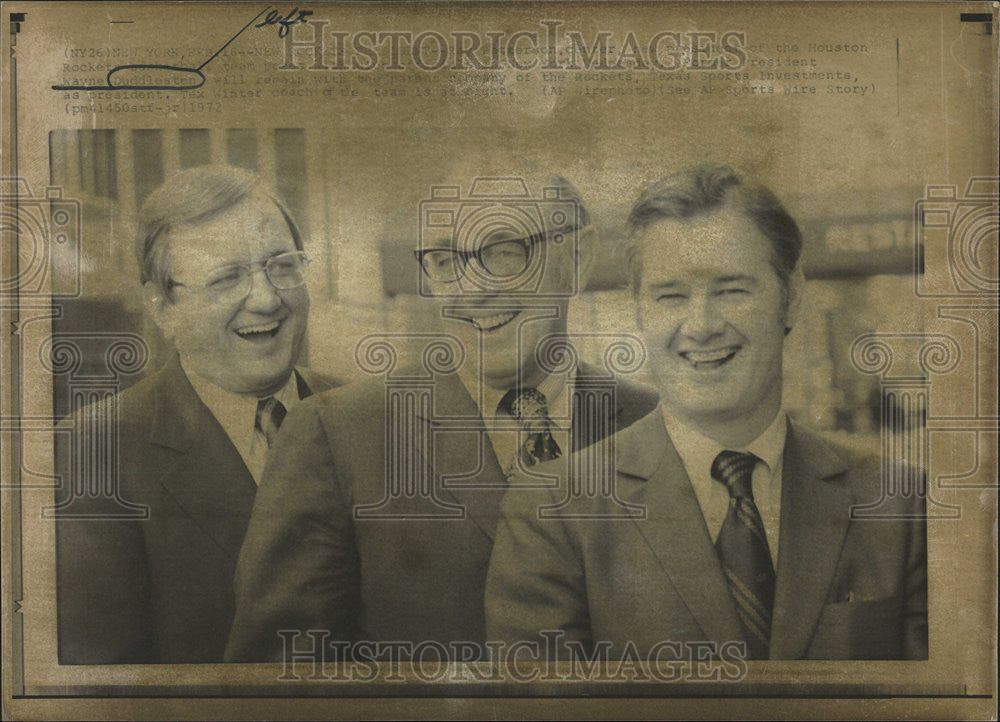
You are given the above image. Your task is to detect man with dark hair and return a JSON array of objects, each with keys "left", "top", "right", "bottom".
[
  {"left": 225, "top": 172, "right": 659, "bottom": 661},
  {"left": 56, "top": 165, "right": 340, "bottom": 664},
  {"left": 486, "top": 164, "right": 928, "bottom": 660}
]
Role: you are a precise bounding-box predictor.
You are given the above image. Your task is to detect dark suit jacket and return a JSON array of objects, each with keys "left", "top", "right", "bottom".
[
  {"left": 224, "top": 364, "right": 659, "bottom": 661},
  {"left": 486, "top": 406, "right": 928, "bottom": 660},
  {"left": 56, "top": 354, "right": 339, "bottom": 664}
]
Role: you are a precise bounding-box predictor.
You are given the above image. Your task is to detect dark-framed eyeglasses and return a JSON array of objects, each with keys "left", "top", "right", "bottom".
[
  {"left": 170, "top": 251, "right": 311, "bottom": 296},
  {"left": 414, "top": 225, "right": 581, "bottom": 284}
]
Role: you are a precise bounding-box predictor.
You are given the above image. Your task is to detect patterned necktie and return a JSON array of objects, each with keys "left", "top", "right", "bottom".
[
  {"left": 711, "top": 450, "right": 776, "bottom": 660},
  {"left": 254, "top": 396, "right": 287, "bottom": 448},
  {"left": 498, "top": 387, "right": 562, "bottom": 478}
]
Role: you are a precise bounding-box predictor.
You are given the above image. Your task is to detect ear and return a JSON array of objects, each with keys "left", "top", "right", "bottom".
[
  {"left": 783, "top": 265, "right": 805, "bottom": 333},
  {"left": 142, "top": 281, "right": 175, "bottom": 341}
]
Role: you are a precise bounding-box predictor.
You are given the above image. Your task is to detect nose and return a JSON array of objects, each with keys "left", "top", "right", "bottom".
[
  {"left": 241, "top": 267, "right": 282, "bottom": 313},
  {"left": 679, "top": 294, "right": 726, "bottom": 343}
]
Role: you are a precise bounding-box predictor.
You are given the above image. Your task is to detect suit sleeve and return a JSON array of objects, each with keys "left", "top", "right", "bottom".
[
  {"left": 225, "top": 400, "right": 360, "bottom": 662},
  {"left": 55, "top": 421, "right": 152, "bottom": 664},
  {"left": 485, "top": 482, "right": 592, "bottom": 660}
]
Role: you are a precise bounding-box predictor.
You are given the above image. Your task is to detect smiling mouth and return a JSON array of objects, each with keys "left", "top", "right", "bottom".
[
  {"left": 678, "top": 346, "right": 740, "bottom": 370},
  {"left": 460, "top": 310, "right": 520, "bottom": 333},
  {"left": 233, "top": 320, "right": 282, "bottom": 341}
]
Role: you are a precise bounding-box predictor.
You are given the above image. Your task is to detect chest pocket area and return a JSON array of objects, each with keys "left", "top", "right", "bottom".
[{"left": 807, "top": 595, "right": 903, "bottom": 659}]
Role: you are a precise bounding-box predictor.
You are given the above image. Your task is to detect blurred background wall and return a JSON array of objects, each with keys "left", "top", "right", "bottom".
[{"left": 50, "top": 126, "right": 926, "bottom": 454}]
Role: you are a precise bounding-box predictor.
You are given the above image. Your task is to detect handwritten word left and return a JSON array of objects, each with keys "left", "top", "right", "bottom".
[{"left": 255, "top": 7, "right": 312, "bottom": 38}]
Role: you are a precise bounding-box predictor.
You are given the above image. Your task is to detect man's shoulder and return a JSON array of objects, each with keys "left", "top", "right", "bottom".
[
  {"left": 58, "top": 365, "right": 169, "bottom": 434},
  {"left": 575, "top": 362, "right": 659, "bottom": 429},
  {"left": 303, "top": 365, "right": 467, "bottom": 411},
  {"left": 613, "top": 375, "right": 660, "bottom": 428},
  {"left": 787, "top": 419, "right": 925, "bottom": 513},
  {"left": 788, "top": 420, "right": 882, "bottom": 476},
  {"left": 303, "top": 371, "right": 389, "bottom": 412},
  {"left": 292, "top": 369, "right": 414, "bottom": 442},
  {"left": 52, "top": 364, "right": 198, "bottom": 501}
]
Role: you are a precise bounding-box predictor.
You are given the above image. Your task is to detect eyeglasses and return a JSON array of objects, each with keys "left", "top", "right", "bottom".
[
  {"left": 414, "top": 225, "right": 581, "bottom": 284},
  {"left": 170, "top": 251, "right": 311, "bottom": 296}
]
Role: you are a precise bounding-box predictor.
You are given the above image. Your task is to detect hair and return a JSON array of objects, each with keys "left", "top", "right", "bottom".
[
  {"left": 134, "top": 165, "right": 302, "bottom": 296},
  {"left": 621, "top": 163, "right": 802, "bottom": 293}
]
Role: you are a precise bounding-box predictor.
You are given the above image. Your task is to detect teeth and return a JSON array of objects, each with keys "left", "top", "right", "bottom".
[
  {"left": 681, "top": 347, "right": 738, "bottom": 363},
  {"left": 235, "top": 321, "right": 280, "bottom": 336},
  {"left": 469, "top": 311, "right": 518, "bottom": 331}
]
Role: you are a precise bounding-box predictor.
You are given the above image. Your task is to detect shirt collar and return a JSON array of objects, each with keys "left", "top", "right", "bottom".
[
  {"left": 745, "top": 409, "right": 788, "bottom": 477},
  {"left": 275, "top": 370, "right": 304, "bottom": 411},
  {"left": 180, "top": 357, "right": 301, "bottom": 451},
  {"left": 661, "top": 407, "right": 788, "bottom": 484}
]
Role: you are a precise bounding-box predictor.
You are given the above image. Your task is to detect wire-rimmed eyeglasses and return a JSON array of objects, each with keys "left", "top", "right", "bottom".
[{"left": 169, "top": 251, "right": 311, "bottom": 296}]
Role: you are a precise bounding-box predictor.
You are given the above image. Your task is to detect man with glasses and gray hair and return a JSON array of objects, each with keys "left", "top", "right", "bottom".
[
  {"left": 225, "top": 172, "right": 659, "bottom": 661},
  {"left": 56, "top": 165, "right": 340, "bottom": 664}
]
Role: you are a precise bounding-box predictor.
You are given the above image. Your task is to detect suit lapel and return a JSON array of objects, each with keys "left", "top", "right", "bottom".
[
  {"left": 769, "top": 421, "right": 853, "bottom": 659},
  {"left": 419, "top": 371, "right": 508, "bottom": 541},
  {"left": 616, "top": 408, "right": 746, "bottom": 652},
  {"left": 147, "top": 356, "right": 258, "bottom": 561},
  {"left": 294, "top": 368, "right": 313, "bottom": 399},
  {"left": 294, "top": 367, "right": 338, "bottom": 398}
]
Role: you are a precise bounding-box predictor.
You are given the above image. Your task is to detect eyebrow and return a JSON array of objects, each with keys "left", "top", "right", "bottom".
[
  {"left": 647, "top": 281, "right": 684, "bottom": 291},
  {"left": 716, "top": 274, "right": 757, "bottom": 284},
  {"left": 209, "top": 249, "right": 294, "bottom": 269},
  {"left": 646, "top": 275, "right": 759, "bottom": 290}
]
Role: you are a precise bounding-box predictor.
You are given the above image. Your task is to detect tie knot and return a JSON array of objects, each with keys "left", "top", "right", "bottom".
[
  {"left": 498, "top": 387, "right": 550, "bottom": 425},
  {"left": 255, "top": 396, "right": 287, "bottom": 447},
  {"left": 711, "top": 450, "right": 759, "bottom": 500}
]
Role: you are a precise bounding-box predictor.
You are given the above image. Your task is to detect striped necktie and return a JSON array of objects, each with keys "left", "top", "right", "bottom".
[
  {"left": 711, "top": 449, "right": 775, "bottom": 660},
  {"left": 254, "top": 396, "right": 287, "bottom": 448}
]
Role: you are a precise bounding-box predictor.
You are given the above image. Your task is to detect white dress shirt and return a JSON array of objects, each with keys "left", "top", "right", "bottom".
[
  {"left": 458, "top": 360, "right": 575, "bottom": 473},
  {"left": 182, "top": 360, "right": 302, "bottom": 484},
  {"left": 661, "top": 407, "right": 787, "bottom": 567}
]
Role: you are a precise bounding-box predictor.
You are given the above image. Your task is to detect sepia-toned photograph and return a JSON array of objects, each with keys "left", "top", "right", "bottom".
[{"left": 1, "top": 2, "right": 996, "bottom": 720}]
